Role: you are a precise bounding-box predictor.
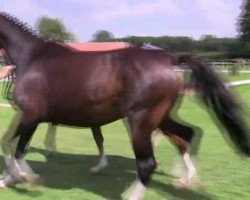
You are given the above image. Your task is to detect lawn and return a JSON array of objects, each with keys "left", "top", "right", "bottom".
[
  {"left": 224, "top": 72, "right": 250, "bottom": 82},
  {"left": 0, "top": 81, "right": 250, "bottom": 199}
]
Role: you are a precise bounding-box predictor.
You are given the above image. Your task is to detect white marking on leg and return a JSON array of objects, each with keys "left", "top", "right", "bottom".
[
  {"left": 7, "top": 157, "right": 40, "bottom": 185},
  {"left": 16, "top": 158, "right": 40, "bottom": 184},
  {"left": 0, "top": 172, "right": 16, "bottom": 188},
  {"left": 17, "top": 158, "right": 34, "bottom": 174},
  {"left": 178, "top": 152, "right": 196, "bottom": 186},
  {"left": 1, "top": 156, "right": 38, "bottom": 188},
  {"left": 129, "top": 180, "right": 146, "bottom": 200},
  {"left": 89, "top": 155, "right": 108, "bottom": 173},
  {"left": 0, "top": 155, "right": 15, "bottom": 188},
  {"left": 0, "top": 157, "right": 22, "bottom": 187},
  {"left": 11, "top": 157, "right": 22, "bottom": 173},
  {"left": 8, "top": 158, "right": 27, "bottom": 182},
  {"left": 44, "top": 125, "right": 57, "bottom": 153},
  {"left": 183, "top": 153, "right": 196, "bottom": 181}
]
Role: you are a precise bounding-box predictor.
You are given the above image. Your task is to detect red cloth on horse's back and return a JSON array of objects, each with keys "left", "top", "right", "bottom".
[{"left": 66, "top": 42, "right": 131, "bottom": 52}]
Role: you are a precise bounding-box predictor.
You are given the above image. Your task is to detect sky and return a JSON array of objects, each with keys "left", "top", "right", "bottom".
[{"left": 0, "top": 0, "right": 243, "bottom": 42}]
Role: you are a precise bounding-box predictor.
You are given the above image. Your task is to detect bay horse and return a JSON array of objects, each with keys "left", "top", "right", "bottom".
[
  {"left": 0, "top": 12, "right": 250, "bottom": 199},
  {"left": 1, "top": 42, "right": 198, "bottom": 183}
]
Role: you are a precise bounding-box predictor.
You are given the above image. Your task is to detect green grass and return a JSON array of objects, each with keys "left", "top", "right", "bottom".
[
  {"left": 0, "top": 84, "right": 250, "bottom": 200},
  {"left": 224, "top": 73, "right": 250, "bottom": 82}
]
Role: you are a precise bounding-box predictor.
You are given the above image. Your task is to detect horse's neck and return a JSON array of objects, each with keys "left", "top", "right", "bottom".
[
  {"left": 0, "top": 21, "right": 43, "bottom": 68},
  {"left": 5, "top": 35, "right": 43, "bottom": 68}
]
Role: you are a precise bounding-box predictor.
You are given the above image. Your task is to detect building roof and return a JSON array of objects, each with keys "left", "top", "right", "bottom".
[{"left": 141, "top": 43, "right": 163, "bottom": 50}]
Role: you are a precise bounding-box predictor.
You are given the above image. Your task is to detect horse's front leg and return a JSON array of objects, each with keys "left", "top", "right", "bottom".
[
  {"left": 44, "top": 123, "right": 57, "bottom": 157},
  {"left": 0, "top": 117, "right": 39, "bottom": 188},
  {"left": 125, "top": 112, "right": 158, "bottom": 200}
]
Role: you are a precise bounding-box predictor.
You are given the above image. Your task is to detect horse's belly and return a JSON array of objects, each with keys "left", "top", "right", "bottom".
[{"left": 49, "top": 104, "right": 123, "bottom": 127}]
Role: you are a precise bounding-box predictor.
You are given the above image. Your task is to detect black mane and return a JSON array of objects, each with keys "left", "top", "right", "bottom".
[{"left": 0, "top": 12, "right": 38, "bottom": 38}]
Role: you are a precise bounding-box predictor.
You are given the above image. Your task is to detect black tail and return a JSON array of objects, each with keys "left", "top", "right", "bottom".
[{"left": 177, "top": 54, "right": 250, "bottom": 156}]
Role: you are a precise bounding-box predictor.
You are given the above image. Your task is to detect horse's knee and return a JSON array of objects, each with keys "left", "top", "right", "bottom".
[{"left": 137, "top": 157, "right": 157, "bottom": 185}]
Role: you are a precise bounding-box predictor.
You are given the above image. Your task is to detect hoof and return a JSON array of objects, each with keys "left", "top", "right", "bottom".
[
  {"left": 89, "top": 157, "right": 108, "bottom": 174},
  {"left": 0, "top": 177, "right": 15, "bottom": 189},
  {"left": 175, "top": 177, "right": 189, "bottom": 189},
  {"left": 0, "top": 180, "right": 6, "bottom": 189},
  {"left": 15, "top": 172, "right": 41, "bottom": 186},
  {"left": 0, "top": 172, "right": 17, "bottom": 188},
  {"left": 89, "top": 167, "right": 99, "bottom": 174},
  {"left": 89, "top": 166, "right": 105, "bottom": 174}
]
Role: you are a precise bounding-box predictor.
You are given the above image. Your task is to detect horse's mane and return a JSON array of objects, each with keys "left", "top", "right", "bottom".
[
  {"left": 0, "top": 12, "right": 66, "bottom": 48},
  {"left": 0, "top": 12, "right": 39, "bottom": 38}
]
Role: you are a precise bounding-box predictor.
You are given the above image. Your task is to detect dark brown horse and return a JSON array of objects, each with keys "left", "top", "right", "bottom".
[
  {"left": 0, "top": 12, "right": 250, "bottom": 199},
  {"left": 1, "top": 40, "right": 199, "bottom": 186}
]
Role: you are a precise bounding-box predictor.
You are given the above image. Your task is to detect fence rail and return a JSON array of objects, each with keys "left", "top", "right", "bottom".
[{"left": 209, "top": 60, "right": 250, "bottom": 72}]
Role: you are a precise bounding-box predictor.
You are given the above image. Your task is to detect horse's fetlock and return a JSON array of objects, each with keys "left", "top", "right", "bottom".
[{"left": 137, "top": 157, "right": 156, "bottom": 185}]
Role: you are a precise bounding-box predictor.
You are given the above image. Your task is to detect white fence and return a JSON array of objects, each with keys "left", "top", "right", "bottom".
[{"left": 209, "top": 60, "right": 250, "bottom": 73}]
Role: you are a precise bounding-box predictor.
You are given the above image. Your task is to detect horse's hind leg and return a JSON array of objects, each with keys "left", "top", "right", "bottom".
[
  {"left": 89, "top": 126, "right": 108, "bottom": 173},
  {"left": 159, "top": 117, "right": 197, "bottom": 187}
]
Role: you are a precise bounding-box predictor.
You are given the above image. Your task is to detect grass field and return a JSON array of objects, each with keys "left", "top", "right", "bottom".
[
  {"left": 223, "top": 72, "right": 250, "bottom": 82},
  {"left": 0, "top": 75, "right": 250, "bottom": 200}
]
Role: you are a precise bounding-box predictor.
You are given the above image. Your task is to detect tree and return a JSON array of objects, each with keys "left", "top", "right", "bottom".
[
  {"left": 36, "top": 16, "right": 76, "bottom": 43},
  {"left": 92, "top": 30, "right": 114, "bottom": 42},
  {"left": 238, "top": 0, "right": 250, "bottom": 43},
  {"left": 199, "top": 35, "right": 219, "bottom": 52}
]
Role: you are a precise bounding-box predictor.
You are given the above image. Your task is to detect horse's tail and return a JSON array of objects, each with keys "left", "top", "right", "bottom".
[{"left": 177, "top": 54, "right": 250, "bottom": 156}]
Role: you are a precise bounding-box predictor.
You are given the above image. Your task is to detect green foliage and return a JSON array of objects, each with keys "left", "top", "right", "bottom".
[
  {"left": 196, "top": 52, "right": 229, "bottom": 60},
  {"left": 112, "top": 35, "right": 239, "bottom": 58},
  {"left": 237, "top": 0, "right": 250, "bottom": 55},
  {"left": 238, "top": 0, "right": 250, "bottom": 42},
  {"left": 92, "top": 30, "right": 114, "bottom": 42},
  {"left": 198, "top": 35, "right": 238, "bottom": 52},
  {"left": 36, "top": 16, "right": 76, "bottom": 43}
]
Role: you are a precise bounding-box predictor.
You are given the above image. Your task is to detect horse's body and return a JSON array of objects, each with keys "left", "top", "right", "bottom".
[
  {"left": 15, "top": 45, "right": 177, "bottom": 127},
  {"left": 0, "top": 12, "right": 250, "bottom": 199}
]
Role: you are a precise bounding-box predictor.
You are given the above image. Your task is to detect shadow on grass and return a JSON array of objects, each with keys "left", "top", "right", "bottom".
[{"left": 0, "top": 148, "right": 214, "bottom": 200}]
